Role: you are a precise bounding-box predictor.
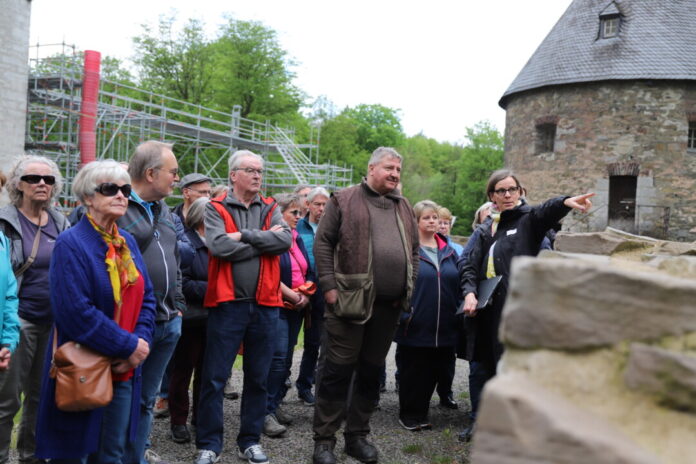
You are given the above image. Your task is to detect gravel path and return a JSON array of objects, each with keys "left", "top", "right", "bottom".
[{"left": 148, "top": 343, "right": 473, "bottom": 464}]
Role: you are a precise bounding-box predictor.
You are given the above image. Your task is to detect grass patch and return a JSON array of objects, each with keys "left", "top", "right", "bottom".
[
  {"left": 402, "top": 443, "right": 423, "bottom": 454},
  {"left": 458, "top": 391, "right": 470, "bottom": 400}
]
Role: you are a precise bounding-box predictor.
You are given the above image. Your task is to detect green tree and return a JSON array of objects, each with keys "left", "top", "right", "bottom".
[
  {"left": 210, "top": 17, "right": 304, "bottom": 123},
  {"left": 132, "top": 15, "right": 213, "bottom": 104},
  {"left": 343, "top": 104, "right": 405, "bottom": 153},
  {"left": 448, "top": 121, "right": 504, "bottom": 235}
]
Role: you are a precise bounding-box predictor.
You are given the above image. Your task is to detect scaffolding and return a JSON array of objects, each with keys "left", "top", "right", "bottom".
[{"left": 25, "top": 43, "right": 353, "bottom": 207}]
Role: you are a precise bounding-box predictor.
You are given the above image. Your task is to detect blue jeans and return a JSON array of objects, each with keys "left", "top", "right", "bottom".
[
  {"left": 267, "top": 309, "right": 303, "bottom": 414},
  {"left": 124, "top": 316, "right": 182, "bottom": 464},
  {"left": 51, "top": 379, "right": 134, "bottom": 464},
  {"left": 196, "top": 301, "right": 278, "bottom": 453},
  {"left": 296, "top": 295, "right": 324, "bottom": 394}
]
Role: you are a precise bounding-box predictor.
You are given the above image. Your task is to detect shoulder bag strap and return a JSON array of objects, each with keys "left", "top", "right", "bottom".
[{"left": 14, "top": 222, "right": 42, "bottom": 278}]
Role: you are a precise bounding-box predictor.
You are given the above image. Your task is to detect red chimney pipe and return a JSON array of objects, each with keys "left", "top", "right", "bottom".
[{"left": 79, "top": 50, "right": 101, "bottom": 165}]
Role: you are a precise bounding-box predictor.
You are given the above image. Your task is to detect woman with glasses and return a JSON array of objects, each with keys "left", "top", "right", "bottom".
[
  {"left": 0, "top": 155, "right": 70, "bottom": 463},
  {"left": 35, "top": 160, "right": 156, "bottom": 463},
  {"left": 458, "top": 169, "right": 593, "bottom": 441},
  {"left": 263, "top": 193, "right": 315, "bottom": 438}
]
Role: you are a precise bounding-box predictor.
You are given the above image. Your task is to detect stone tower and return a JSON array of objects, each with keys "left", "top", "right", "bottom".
[
  {"left": 0, "top": 0, "right": 32, "bottom": 176},
  {"left": 500, "top": 0, "right": 696, "bottom": 240}
]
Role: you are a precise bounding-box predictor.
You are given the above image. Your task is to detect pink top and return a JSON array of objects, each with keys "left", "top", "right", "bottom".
[{"left": 289, "top": 229, "right": 308, "bottom": 288}]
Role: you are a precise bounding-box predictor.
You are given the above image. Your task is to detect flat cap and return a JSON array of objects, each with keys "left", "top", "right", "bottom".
[{"left": 179, "top": 173, "right": 212, "bottom": 189}]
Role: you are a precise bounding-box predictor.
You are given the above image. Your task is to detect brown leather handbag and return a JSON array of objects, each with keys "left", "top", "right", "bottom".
[{"left": 49, "top": 328, "right": 113, "bottom": 412}]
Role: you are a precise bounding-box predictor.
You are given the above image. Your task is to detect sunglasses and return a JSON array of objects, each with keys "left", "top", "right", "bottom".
[
  {"left": 288, "top": 209, "right": 302, "bottom": 217},
  {"left": 94, "top": 183, "right": 132, "bottom": 197},
  {"left": 20, "top": 175, "right": 56, "bottom": 185}
]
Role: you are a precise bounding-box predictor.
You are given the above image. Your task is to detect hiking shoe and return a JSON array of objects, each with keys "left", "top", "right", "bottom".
[
  {"left": 238, "top": 444, "right": 269, "bottom": 464},
  {"left": 439, "top": 394, "right": 458, "bottom": 409},
  {"left": 263, "top": 414, "right": 287, "bottom": 437},
  {"left": 153, "top": 397, "right": 169, "bottom": 418},
  {"left": 345, "top": 437, "right": 378, "bottom": 463},
  {"left": 298, "top": 389, "right": 315, "bottom": 406},
  {"left": 312, "top": 442, "right": 336, "bottom": 464},
  {"left": 193, "top": 449, "right": 219, "bottom": 464},
  {"left": 275, "top": 405, "right": 293, "bottom": 425},
  {"left": 398, "top": 418, "right": 421, "bottom": 432},
  {"left": 170, "top": 424, "right": 191, "bottom": 443},
  {"left": 419, "top": 421, "right": 433, "bottom": 431},
  {"left": 458, "top": 424, "right": 475, "bottom": 442}
]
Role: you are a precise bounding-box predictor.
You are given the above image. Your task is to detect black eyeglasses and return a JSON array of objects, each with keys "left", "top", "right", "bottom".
[
  {"left": 94, "top": 183, "right": 132, "bottom": 197},
  {"left": 234, "top": 167, "right": 264, "bottom": 175},
  {"left": 493, "top": 186, "right": 520, "bottom": 196},
  {"left": 20, "top": 175, "right": 56, "bottom": 185}
]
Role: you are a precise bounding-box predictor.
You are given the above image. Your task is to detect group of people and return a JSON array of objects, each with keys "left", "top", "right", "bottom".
[{"left": 0, "top": 141, "right": 593, "bottom": 464}]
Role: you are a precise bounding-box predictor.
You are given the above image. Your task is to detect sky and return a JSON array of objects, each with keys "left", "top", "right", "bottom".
[{"left": 29, "top": 0, "right": 574, "bottom": 145}]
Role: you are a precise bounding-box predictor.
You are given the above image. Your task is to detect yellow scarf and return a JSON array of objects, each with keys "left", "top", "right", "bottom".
[{"left": 87, "top": 214, "right": 139, "bottom": 318}]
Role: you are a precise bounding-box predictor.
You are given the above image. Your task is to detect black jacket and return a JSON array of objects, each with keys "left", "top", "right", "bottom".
[
  {"left": 181, "top": 227, "right": 209, "bottom": 325},
  {"left": 459, "top": 197, "right": 570, "bottom": 368}
]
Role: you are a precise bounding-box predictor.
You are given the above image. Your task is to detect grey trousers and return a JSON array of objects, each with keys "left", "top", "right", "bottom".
[
  {"left": 313, "top": 300, "right": 402, "bottom": 443},
  {"left": 0, "top": 318, "right": 51, "bottom": 464}
]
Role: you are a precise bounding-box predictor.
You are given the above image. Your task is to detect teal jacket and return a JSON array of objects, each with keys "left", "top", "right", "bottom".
[{"left": 0, "top": 232, "right": 19, "bottom": 352}]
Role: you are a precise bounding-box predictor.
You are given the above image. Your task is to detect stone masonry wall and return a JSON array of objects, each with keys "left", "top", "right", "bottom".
[
  {"left": 471, "top": 230, "right": 696, "bottom": 464},
  {"left": 0, "top": 0, "right": 32, "bottom": 177},
  {"left": 504, "top": 80, "right": 696, "bottom": 241}
]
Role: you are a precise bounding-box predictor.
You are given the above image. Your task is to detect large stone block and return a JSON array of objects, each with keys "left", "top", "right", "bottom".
[
  {"left": 625, "top": 343, "right": 696, "bottom": 413},
  {"left": 501, "top": 257, "right": 696, "bottom": 350},
  {"left": 554, "top": 229, "right": 657, "bottom": 255},
  {"left": 472, "top": 374, "right": 659, "bottom": 464}
]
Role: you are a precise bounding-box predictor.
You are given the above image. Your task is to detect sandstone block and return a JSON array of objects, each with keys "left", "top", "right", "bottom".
[
  {"left": 625, "top": 343, "right": 696, "bottom": 412},
  {"left": 554, "top": 230, "right": 652, "bottom": 255},
  {"left": 472, "top": 374, "right": 660, "bottom": 464},
  {"left": 501, "top": 257, "right": 696, "bottom": 350}
]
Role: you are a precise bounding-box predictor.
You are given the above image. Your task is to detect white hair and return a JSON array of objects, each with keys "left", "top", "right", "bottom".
[
  {"left": 72, "top": 160, "right": 131, "bottom": 202},
  {"left": 307, "top": 186, "right": 330, "bottom": 203},
  {"left": 368, "top": 147, "right": 402, "bottom": 166}
]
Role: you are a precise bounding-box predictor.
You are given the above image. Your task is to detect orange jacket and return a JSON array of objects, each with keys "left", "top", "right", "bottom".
[{"left": 204, "top": 195, "right": 283, "bottom": 308}]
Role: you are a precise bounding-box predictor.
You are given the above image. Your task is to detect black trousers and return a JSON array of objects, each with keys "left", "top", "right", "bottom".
[
  {"left": 397, "top": 345, "right": 456, "bottom": 423},
  {"left": 313, "top": 301, "right": 401, "bottom": 443}
]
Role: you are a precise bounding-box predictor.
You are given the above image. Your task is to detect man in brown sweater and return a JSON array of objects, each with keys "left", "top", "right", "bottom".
[{"left": 311, "top": 147, "right": 419, "bottom": 464}]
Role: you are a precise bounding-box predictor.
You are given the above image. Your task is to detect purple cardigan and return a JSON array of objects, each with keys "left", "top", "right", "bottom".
[{"left": 35, "top": 217, "right": 156, "bottom": 459}]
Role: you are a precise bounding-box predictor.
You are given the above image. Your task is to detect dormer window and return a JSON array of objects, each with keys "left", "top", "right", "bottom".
[
  {"left": 599, "top": 2, "right": 621, "bottom": 39},
  {"left": 601, "top": 16, "right": 620, "bottom": 38}
]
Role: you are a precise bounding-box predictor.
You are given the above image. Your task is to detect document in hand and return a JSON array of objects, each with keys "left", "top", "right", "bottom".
[{"left": 475, "top": 275, "right": 503, "bottom": 310}]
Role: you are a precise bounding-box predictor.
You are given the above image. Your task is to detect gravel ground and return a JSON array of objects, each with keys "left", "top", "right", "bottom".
[{"left": 147, "top": 343, "right": 473, "bottom": 464}]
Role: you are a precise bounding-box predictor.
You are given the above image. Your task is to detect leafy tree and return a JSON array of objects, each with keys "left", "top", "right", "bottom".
[
  {"left": 343, "top": 104, "right": 405, "bottom": 153},
  {"left": 132, "top": 15, "right": 213, "bottom": 104},
  {"left": 209, "top": 17, "right": 304, "bottom": 123}
]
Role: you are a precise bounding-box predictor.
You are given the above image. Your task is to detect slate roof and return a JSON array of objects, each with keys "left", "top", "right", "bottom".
[{"left": 499, "top": 0, "right": 696, "bottom": 108}]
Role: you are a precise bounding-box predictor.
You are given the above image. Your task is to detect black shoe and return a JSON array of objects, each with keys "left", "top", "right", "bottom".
[
  {"left": 312, "top": 442, "right": 336, "bottom": 464},
  {"left": 379, "top": 383, "right": 387, "bottom": 393},
  {"left": 224, "top": 391, "right": 240, "bottom": 400},
  {"left": 398, "top": 418, "right": 421, "bottom": 432},
  {"left": 458, "top": 424, "right": 474, "bottom": 442},
  {"left": 170, "top": 424, "right": 191, "bottom": 443},
  {"left": 298, "top": 389, "right": 316, "bottom": 406},
  {"left": 439, "top": 394, "right": 458, "bottom": 410},
  {"left": 345, "top": 437, "right": 378, "bottom": 463}
]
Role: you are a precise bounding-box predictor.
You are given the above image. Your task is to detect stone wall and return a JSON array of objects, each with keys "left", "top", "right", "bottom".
[
  {"left": 0, "top": 0, "right": 31, "bottom": 178},
  {"left": 471, "top": 230, "right": 696, "bottom": 463},
  {"left": 504, "top": 80, "right": 696, "bottom": 241}
]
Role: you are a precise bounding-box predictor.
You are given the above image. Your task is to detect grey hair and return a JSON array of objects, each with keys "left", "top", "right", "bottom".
[
  {"left": 307, "top": 186, "right": 330, "bottom": 203},
  {"left": 413, "top": 200, "right": 440, "bottom": 221},
  {"left": 72, "top": 160, "right": 131, "bottom": 202},
  {"left": 186, "top": 197, "right": 210, "bottom": 230},
  {"left": 293, "top": 184, "right": 312, "bottom": 194},
  {"left": 228, "top": 150, "right": 264, "bottom": 173},
  {"left": 128, "top": 141, "right": 174, "bottom": 181},
  {"left": 473, "top": 201, "right": 493, "bottom": 230},
  {"left": 368, "top": 147, "right": 402, "bottom": 166},
  {"left": 7, "top": 155, "right": 64, "bottom": 207},
  {"left": 274, "top": 193, "right": 300, "bottom": 212}
]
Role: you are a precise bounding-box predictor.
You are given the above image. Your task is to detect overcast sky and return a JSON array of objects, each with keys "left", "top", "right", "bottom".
[{"left": 29, "top": 0, "right": 573, "bottom": 144}]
